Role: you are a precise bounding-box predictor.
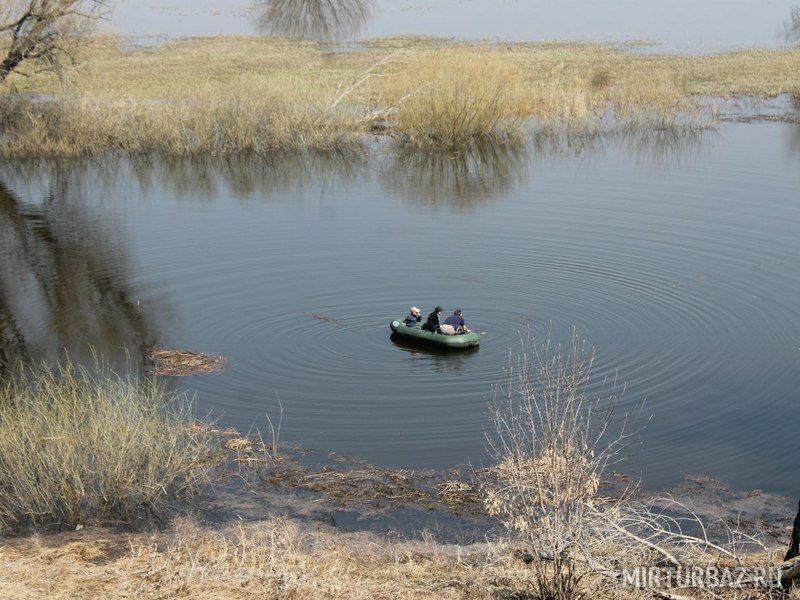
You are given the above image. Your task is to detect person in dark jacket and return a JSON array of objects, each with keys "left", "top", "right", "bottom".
[
  {"left": 403, "top": 306, "right": 422, "bottom": 326},
  {"left": 422, "top": 306, "right": 443, "bottom": 332},
  {"left": 443, "top": 308, "right": 469, "bottom": 333}
]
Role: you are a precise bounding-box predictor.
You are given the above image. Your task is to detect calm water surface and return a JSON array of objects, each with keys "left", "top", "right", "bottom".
[
  {"left": 2, "top": 122, "right": 799, "bottom": 495},
  {"left": 113, "top": 0, "right": 799, "bottom": 52}
]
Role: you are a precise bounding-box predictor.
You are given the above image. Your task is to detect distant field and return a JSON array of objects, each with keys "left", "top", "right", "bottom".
[{"left": 1, "top": 35, "right": 799, "bottom": 156}]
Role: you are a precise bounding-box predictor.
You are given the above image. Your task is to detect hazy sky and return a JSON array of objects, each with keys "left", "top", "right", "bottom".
[{"left": 113, "top": 0, "right": 797, "bottom": 52}]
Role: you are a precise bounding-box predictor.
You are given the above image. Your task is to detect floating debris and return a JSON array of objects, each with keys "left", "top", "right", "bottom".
[
  {"left": 303, "top": 311, "right": 340, "bottom": 324},
  {"left": 148, "top": 349, "right": 227, "bottom": 376},
  {"left": 226, "top": 437, "right": 253, "bottom": 452},
  {"left": 435, "top": 479, "right": 480, "bottom": 507}
]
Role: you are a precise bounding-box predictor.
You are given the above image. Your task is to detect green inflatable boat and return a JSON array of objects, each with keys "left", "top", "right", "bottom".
[{"left": 390, "top": 319, "right": 480, "bottom": 349}]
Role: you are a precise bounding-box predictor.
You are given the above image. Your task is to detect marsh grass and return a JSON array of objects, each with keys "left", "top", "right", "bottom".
[
  {"left": 0, "top": 94, "right": 360, "bottom": 157},
  {"left": 1, "top": 36, "right": 799, "bottom": 156},
  {"left": 0, "top": 363, "right": 220, "bottom": 532},
  {"left": 389, "top": 53, "right": 527, "bottom": 148}
]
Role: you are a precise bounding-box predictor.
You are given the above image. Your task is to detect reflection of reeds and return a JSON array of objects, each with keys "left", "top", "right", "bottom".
[{"left": 385, "top": 141, "right": 529, "bottom": 207}]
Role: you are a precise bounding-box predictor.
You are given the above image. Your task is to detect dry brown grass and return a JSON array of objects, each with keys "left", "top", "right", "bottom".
[
  {"left": 0, "top": 518, "right": 535, "bottom": 599},
  {"left": 0, "top": 516, "right": 789, "bottom": 600},
  {"left": 388, "top": 53, "right": 527, "bottom": 147},
  {"left": 1, "top": 35, "right": 799, "bottom": 155},
  {"left": 0, "top": 363, "right": 221, "bottom": 533}
]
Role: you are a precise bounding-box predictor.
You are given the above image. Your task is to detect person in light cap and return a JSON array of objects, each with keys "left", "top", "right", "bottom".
[{"left": 403, "top": 306, "right": 422, "bottom": 326}]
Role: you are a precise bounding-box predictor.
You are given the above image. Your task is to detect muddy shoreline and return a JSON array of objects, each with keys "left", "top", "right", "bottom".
[{"left": 185, "top": 429, "right": 796, "bottom": 547}]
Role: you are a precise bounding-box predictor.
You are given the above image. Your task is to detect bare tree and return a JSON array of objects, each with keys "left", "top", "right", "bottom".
[
  {"left": 784, "top": 4, "right": 800, "bottom": 45},
  {"left": 0, "top": 0, "right": 107, "bottom": 83},
  {"left": 256, "top": 0, "right": 373, "bottom": 41}
]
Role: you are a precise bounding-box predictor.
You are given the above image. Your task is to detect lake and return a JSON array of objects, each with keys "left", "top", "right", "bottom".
[
  {"left": 1, "top": 121, "right": 799, "bottom": 496},
  {"left": 113, "top": 0, "right": 800, "bottom": 52}
]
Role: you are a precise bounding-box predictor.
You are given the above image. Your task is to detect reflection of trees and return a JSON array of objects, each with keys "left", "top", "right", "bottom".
[
  {"left": 256, "top": 0, "right": 373, "bottom": 41},
  {"left": 0, "top": 169, "right": 157, "bottom": 372},
  {"left": 384, "top": 142, "right": 531, "bottom": 210}
]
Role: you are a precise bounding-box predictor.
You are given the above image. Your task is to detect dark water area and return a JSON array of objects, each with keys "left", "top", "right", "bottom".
[{"left": 2, "top": 122, "right": 799, "bottom": 497}]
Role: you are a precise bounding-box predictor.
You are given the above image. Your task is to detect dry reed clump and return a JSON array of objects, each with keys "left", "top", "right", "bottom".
[
  {"left": 386, "top": 52, "right": 527, "bottom": 148},
  {"left": 147, "top": 349, "right": 227, "bottom": 376},
  {"left": 0, "top": 94, "right": 361, "bottom": 158},
  {"left": 0, "top": 363, "right": 221, "bottom": 532}
]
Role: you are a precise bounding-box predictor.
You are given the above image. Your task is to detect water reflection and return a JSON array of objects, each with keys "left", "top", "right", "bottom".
[
  {"left": 384, "top": 142, "right": 531, "bottom": 209},
  {"left": 389, "top": 333, "right": 479, "bottom": 373},
  {"left": 8, "top": 153, "right": 365, "bottom": 201},
  {"left": 0, "top": 168, "right": 158, "bottom": 371},
  {"left": 382, "top": 130, "right": 710, "bottom": 210},
  {"left": 129, "top": 152, "right": 365, "bottom": 199},
  {"left": 620, "top": 129, "right": 709, "bottom": 169},
  {"left": 256, "top": 0, "right": 373, "bottom": 41},
  {"left": 530, "top": 128, "right": 709, "bottom": 168}
]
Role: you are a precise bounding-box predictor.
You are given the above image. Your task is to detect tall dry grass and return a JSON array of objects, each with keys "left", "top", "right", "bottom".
[
  {"left": 0, "top": 363, "right": 220, "bottom": 532},
  {"left": 0, "top": 94, "right": 360, "bottom": 157},
  {"left": 0, "top": 35, "right": 799, "bottom": 156},
  {"left": 389, "top": 53, "right": 527, "bottom": 148}
]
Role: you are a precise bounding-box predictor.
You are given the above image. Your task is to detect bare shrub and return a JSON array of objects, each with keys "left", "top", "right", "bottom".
[
  {"left": 485, "top": 332, "right": 625, "bottom": 598},
  {"left": 0, "top": 362, "right": 221, "bottom": 532},
  {"left": 484, "top": 333, "right": 785, "bottom": 598}
]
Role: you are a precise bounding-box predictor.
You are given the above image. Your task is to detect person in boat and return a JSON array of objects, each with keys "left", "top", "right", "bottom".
[
  {"left": 403, "top": 306, "right": 422, "bottom": 326},
  {"left": 443, "top": 309, "right": 469, "bottom": 334},
  {"left": 421, "top": 306, "right": 443, "bottom": 333}
]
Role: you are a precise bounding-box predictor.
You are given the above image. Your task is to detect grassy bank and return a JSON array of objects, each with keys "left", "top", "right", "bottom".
[
  {"left": 0, "top": 364, "right": 220, "bottom": 533},
  {"left": 1, "top": 36, "right": 799, "bottom": 156},
  {"left": 0, "top": 513, "right": 790, "bottom": 600},
  {"left": 0, "top": 351, "right": 793, "bottom": 598}
]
